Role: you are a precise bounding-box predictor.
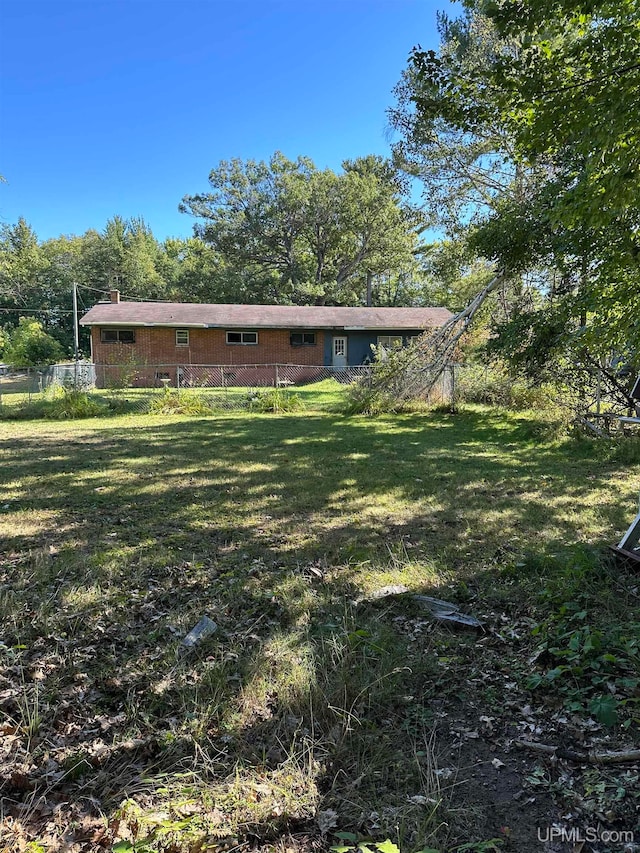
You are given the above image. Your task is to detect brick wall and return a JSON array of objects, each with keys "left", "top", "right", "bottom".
[{"left": 91, "top": 327, "right": 327, "bottom": 367}]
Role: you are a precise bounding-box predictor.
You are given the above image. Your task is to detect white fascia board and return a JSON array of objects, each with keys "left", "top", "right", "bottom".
[
  {"left": 140, "top": 322, "right": 209, "bottom": 328},
  {"left": 343, "top": 326, "right": 423, "bottom": 331},
  {"left": 81, "top": 321, "right": 209, "bottom": 328},
  {"left": 203, "top": 323, "right": 336, "bottom": 330},
  {"left": 83, "top": 321, "right": 424, "bottom": 331}
]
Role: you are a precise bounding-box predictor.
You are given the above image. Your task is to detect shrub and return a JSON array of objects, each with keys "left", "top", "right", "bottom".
[
  {"left": 4, "top": 317, "right": 65, "bottom": 367},
  {"left": 456, "top": 363, "right": 554, "bottom": 410},
  {"left": 43, "top": 386, "right": 110, "bottom": 419},
  {"left": 247, "top": 387, "right": 304, "bottom": 413},
  {"left": 0, "top": 385, "right": 110, "bottom": 420},
  {"left": 147, "top": 388, "right": 216, "bottom": 416}
]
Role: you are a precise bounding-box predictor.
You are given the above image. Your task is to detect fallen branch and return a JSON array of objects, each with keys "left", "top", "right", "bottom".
[
  {"left": 577, "top": 416, "right": 610, "bottom": 439},
  {"left": 584, "top": 352, "right": 638, "bottom": 411},
  {"left": 358, "top": 270, "right": 507, "bottom": 407},
  {"left": 515, "top": 739, "right": 640, "bottom": 765}
]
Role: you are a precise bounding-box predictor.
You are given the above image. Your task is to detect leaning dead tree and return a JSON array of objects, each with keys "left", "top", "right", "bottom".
[{"left": 350, "top": 271, "right": 506, "bottom": 412}]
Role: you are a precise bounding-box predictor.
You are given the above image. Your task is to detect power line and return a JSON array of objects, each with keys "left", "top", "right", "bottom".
[
  {"left": 119, "top": 292, "right": 169, "bottom": 303},
  {"left": 1, "top": 285, "right": 170, "bottom": 319},
  {"left": 76, "top": 284, "right": 109, "bottom": 295},
  {"left": 0, "top": 307, "right": 74, "bottom": 314},
  {"left": 76, "top": 283, "right": 169, "bottom": 303}
]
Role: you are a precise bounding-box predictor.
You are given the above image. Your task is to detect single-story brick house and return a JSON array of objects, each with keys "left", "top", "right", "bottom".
[{"left": 80, "top": 291, "right": 452, "bottom": 387}]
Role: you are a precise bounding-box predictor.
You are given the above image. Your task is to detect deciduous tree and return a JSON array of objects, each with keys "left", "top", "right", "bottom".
[
  {"left": 180, "top": 152, "right": 422, "bottom": 306},
  {"left": 391, "top": 0, "right": 640, "bottom": 399},
  {"left": 4, "top": 317, "right": 65, "bottom": 367}
]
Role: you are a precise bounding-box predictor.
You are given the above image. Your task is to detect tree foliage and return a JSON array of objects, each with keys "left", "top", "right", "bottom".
[
  {"left": 4, "top": 317, "right": 65, "bottom": 367},
  {"left": 391, "top": 0, "right": 640, "bottom": 400},
  {"left": 0, "top": 151, "right": 436, "bottom": 356},
  {"left": 390, "top": 8, "right": 553, "bottom": 347},
  {"left": 476, "top": 0, "right": 640, "bottom": 370},
  {"left": 0, "top": 326, "right": 9, "bottom": 358},
  {"left": 0, "top": 219, "right": 50, "bottom": 309},
  {"left": 390, "top": 10, "right": 531, "bottom": 236},
  {"left": 180, "top": 152, "right": 422, "bottom": 305},
  {"left": 483, "top": 0, "right": 640, "bottom": 230}
]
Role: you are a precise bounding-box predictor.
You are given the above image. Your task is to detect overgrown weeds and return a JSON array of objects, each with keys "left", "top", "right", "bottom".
[
  {"left": 0, "top": 384, "right": 111, "bottom": 420},
  {"left": 247, "top": 387, "right": 304, "bottom": 413},
  {"left": 455, "top": 363, "right": 555, "bottom": 411},
  {"left": 344, "top": 358, "right": 560, "bottom": 419},
  {"left": 146, "top": 387, "right": 217, "bottom": 416},
  {"left": 514, "top": 549, "right": 640, "bottom": 728},
  {"left": 569, "top": 432, "right": 640, "bottom": 464}
]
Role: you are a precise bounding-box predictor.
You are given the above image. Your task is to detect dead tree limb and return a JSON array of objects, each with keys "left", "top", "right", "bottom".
[
  {"left": 515, "top": 739, "right": 640, "bottom": 765},
  {"left": 583, "top": 352, "right": 637, "bottom": 411},
  {"left": 360, "top": 270, "right": 506, "bottom": 406}
]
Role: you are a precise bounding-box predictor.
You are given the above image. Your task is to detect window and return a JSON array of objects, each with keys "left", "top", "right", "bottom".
[
  {"left": 101, "top": 328, "right": 136, "bottom": 344},
  {"left": 290, "top": 331, "right": 316, "bottom": 346},
  {"left": 155, "top": 371, "right": 170, "bottom": 381},
  {"left": 176, "top": 329, "right": 189, "bottom": 347},
  {"left": 226, "top": 330, "right": 258, "bottom": 345},
  {"left": 377, "top": 335, "right": 403, "bottom": 350}
]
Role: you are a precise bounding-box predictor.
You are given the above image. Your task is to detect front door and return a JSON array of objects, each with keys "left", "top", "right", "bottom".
[{"left": 332, "top": 336, "right": 348, "bottom": 368}]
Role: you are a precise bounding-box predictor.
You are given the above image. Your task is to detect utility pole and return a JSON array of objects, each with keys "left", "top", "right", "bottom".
[
  {"left": 72, "top": 282, "right": 80, "bottom": 389},
  {"left": 366, "top": 270, "right": 373, "bottom": 307}
]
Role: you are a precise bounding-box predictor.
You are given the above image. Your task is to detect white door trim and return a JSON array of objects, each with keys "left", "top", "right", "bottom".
[{"left": 332, "top": 335, "right": 348, "bottom": 368}]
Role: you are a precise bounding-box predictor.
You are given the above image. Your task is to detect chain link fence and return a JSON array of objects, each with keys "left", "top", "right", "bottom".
[
  {"left": 0, "top": 362, "right": 95, "bottom": 399},
  {"left": 0, "top": 361, "right": 457, "bottom": 416},
  {"left": 94, "top": 362, "right": 370, "bottom": 390},
  {"left": 97, "top": 363, "right": 374, "bottom": 414}
]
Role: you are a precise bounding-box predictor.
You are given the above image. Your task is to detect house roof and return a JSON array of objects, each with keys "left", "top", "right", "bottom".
[{"left": 80, "top": 302, "right": 453, "bottom": 330}]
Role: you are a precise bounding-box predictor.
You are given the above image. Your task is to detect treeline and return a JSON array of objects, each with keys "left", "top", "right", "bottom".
[{"left": 0, "top": 153, "right": 449, "bottom": 360}]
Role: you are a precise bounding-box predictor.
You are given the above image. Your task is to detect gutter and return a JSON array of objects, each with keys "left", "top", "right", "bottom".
[
  {"left": 81, "top": 321, "right": 430, "bottom": 331},
  {"left": 79, "top": 320, "right": 210, "bottom": 328}
]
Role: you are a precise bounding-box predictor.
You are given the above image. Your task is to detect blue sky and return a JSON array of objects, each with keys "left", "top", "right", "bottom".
[{"left": 0, "top": 0, "right": 447, "bottom": 242}]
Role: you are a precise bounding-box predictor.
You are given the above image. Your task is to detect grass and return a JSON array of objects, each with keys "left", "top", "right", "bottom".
[
  {"left": 0, "top": 377, "right": 348, "bottom": 419},
  {"left": 106, "top": 378, "right": 347, "bottom": 413},
  {"left": 1, "top": 405, "right": 639, "bottom": 851}
]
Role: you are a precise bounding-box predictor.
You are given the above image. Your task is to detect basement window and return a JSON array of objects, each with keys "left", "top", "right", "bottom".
[
  {"left": 290, "top": 332, "right": 316, "bottom": 346},
  {"left": 226, "top": 331, "right": 258, "bottom": 345},
  {"left": 101, "top": 328, "right": 136, "bottom": 344},
  {"left": 176, "top": 329, "right": 190, "bottom": 347}
]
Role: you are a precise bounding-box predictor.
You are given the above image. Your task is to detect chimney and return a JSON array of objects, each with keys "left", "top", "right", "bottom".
[{"left": 110, "top": 289, "right": 120, "bottom": 304}]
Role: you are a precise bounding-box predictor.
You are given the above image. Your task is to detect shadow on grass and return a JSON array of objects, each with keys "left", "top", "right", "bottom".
[
  {"left": 1, "top": 407, "right": 639, "bottom": 850},
  {"left": 1, "top": 408, "right": 632, "bottom": 563}
]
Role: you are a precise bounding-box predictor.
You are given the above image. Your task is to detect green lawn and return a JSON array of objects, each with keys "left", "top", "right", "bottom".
[
  {"left": 0, "top": 377, "right": 350, "bottom": 417},
  {"left": 1, "top": 407, "right": 639, "bottom": 852}
]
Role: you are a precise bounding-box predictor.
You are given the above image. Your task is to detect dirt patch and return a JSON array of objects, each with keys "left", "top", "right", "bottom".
[{"left": 441, "top": 734, "right": 572, "bottom": 851}]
